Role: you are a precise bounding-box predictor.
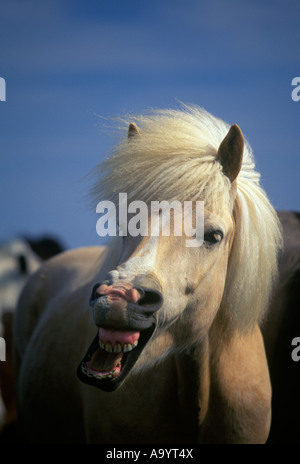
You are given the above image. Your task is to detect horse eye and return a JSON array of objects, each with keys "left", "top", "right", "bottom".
[{"left": 204, "top": 229, "right": 223, "bottom": 246}]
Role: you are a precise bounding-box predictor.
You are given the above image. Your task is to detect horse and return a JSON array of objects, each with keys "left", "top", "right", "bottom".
[
  {"left": 262, "top": 211, "right": 300, "bottom": 444},
  {"left": 0, "top": 238, "right": 42, "bottom": 435},
  {"left": 0, "top": 236, "right": 63, "bottom": 441},
  {"left": 14, "top": 105, "right": 282, "bottom": 444}
]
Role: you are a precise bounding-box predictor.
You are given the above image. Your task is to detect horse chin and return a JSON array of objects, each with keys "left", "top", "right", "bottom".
[{"left": 77, "top": 325, "right": 156, "bottom": 391}]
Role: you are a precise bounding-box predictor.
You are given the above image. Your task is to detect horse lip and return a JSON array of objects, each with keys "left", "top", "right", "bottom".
[
  {"left": 77, "top": 324, "right": 156, "bottom": 391},
  {"left": 89, "top": 284, "right": 163, "bottom": 331},
  {"left": 95, "top": 285, "right": 145, "bottom": 304}
]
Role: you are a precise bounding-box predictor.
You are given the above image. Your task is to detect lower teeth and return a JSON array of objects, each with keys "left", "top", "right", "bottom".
[{"left": 82, "top": 362, "right": 121, "bottom": 380}]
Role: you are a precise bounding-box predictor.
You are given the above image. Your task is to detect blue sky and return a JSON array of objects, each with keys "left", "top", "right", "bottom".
[{"left": 0, "top": 0, "right": 299, "bottom": 249}]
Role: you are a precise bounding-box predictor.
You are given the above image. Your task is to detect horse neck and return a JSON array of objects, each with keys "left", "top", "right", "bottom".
[
  {"left": 173, "top": 341, "right": 210, "bottom": 421},
  {"left": 135, "top": 329, "right": 210, "bottom": 420}
]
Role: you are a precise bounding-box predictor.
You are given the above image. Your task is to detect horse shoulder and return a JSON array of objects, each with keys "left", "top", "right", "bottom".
[
  {"left": 14, "top": 246, "right": 107, "bottom": 365},
  {"left": 200, "top": 325, "right": 271, "bottom": 444}
]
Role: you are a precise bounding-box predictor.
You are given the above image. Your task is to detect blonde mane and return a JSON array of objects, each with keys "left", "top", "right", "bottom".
[{"left": 91, "top": 104, "right": 282, "bottom": 332}]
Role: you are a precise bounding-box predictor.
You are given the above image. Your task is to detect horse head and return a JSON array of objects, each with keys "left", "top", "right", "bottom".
[{"left": 78, "top": 121, "right": 245, "bottom": 391}]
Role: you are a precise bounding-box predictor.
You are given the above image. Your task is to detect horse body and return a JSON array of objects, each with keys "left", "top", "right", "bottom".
[
  {"left": 15, "top": 245, "right": 270, "bottom": 444},
  {"left": 262, "top": 211, "right": 300, "bottom": 443},
  {"left": 14, "top": 106, "right": 282, "bottom": 444}
]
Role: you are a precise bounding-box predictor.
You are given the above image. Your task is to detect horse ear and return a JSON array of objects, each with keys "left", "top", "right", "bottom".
[
  {"left": 128, "top": 122, "right": 140, "bottom": 138},
  {"left": 217, "top": 124, "right": 244, "bottom": 183}
]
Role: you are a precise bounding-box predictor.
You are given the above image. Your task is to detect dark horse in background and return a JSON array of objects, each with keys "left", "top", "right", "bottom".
[
  {"left": 263, "top": 211, "right": 300, "bottom": 444},
  {"left": 0, "top": 236, "right": 64, "bottom": 441}
]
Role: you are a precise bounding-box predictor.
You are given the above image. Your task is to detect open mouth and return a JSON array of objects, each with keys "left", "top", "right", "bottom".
[
  {"left": 77, "top": 281, "right": 162, "bottom": 391},
  {"left": 77, "top": 324, "right": 156, "bottom": 391}
]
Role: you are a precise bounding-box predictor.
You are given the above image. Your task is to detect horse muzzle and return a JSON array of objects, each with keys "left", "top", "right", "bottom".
[
  {"left": 77, "top": 274, "right": 163, "bottom": 391},
  {"left": 90, "top": 274, "right": 163, "bottom": 331}
]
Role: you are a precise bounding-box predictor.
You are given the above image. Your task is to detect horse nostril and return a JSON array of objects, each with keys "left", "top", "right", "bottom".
[{"left": 137, "top": 289, "right": 163, "bottom": 311}]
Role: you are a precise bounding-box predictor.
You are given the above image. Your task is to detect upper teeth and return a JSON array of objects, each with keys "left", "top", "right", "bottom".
[
  {"left": 99, "top": 340, "right": 138, "bottom": 353},
  {"left": 113, "top": 342, "right": 122, "bottom": 353}
]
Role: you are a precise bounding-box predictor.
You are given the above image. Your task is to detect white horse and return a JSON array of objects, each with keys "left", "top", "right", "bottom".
[{"left": 14, "top": 105, "right": 282, "bottom": 444}]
